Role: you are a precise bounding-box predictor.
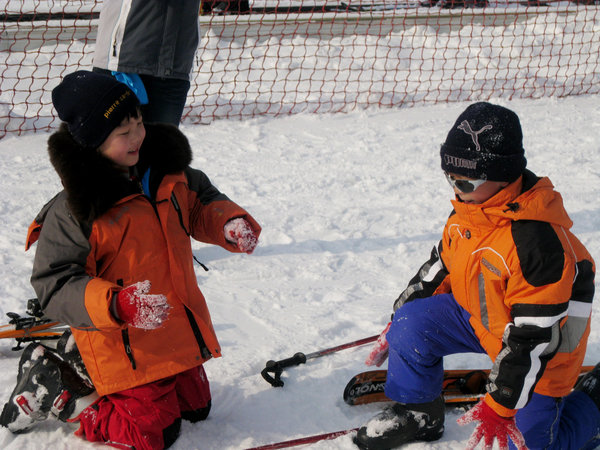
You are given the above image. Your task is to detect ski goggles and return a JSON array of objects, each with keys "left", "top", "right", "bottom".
[{"left": 444, "top": 172, "right": 487, "bottom": 193}]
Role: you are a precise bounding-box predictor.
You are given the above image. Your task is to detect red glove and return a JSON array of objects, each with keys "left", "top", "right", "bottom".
[
  {"left": 115, "top": 281, "right": 170, "bottom": 330},
  {"left": 224, "top": 217, "right": 258, "bottom": 254},
  {"left": 458, "top": 400, "right": 527, "bottom": 450},
  {"left": 365, "top": 322, "right": 391, "bottom": 367}
]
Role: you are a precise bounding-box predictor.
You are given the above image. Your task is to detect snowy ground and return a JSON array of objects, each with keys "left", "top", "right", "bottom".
[{"left": 0, "top": 95, "right": 599, "bottom": 449}]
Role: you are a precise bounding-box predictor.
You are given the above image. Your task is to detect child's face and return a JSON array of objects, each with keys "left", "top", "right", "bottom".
[
  {"left": 446, "top": 172, "right": 508, "bottom": 204},
  {"left": 98, "top": 115, "right": 145, "bottom": 170}
]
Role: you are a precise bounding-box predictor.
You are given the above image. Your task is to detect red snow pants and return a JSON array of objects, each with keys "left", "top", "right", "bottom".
[{"left": 75, "top": 365, "right": 211, "bottom": 450}]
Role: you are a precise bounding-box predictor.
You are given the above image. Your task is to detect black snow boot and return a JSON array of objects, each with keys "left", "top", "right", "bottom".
[
  {"left": 574, "top": 363, "right": 600, "bottom": 411},
  {"left": 0, "top": 343, "right": 95, "bottom": 433},
  {"left": 354, "top": 396, "right": 445, "bottom": 450}
]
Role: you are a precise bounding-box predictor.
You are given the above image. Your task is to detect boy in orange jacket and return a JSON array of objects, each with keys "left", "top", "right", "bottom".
[
  {"left": 355, "top": 102, "right": 599, "bottom": 450},
  {"left": 0, "top": 71, "right": 261, "bottom": 449}
]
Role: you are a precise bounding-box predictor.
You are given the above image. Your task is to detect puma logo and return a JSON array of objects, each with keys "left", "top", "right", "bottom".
[{"left": 457, "top": 120, "right": 492, "bottom": 152}]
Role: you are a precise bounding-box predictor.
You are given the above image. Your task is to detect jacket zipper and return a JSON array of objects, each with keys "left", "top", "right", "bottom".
[
  {"left": 184, "top": 307, "right": 212, "bottom": 360},
  {"left": 171, "top": 192, "right": 209, "bottom": 271},
  {"left": 117, "top": 278, "right": 137, "bottom": 370},
  {"left": 116, "top": 193, "right": 212, "bottom": 369}
]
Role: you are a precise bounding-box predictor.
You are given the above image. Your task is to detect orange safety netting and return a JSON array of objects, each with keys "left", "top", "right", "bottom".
[{"left": 1, "top": 0, "right": 599, "bottom": 137}]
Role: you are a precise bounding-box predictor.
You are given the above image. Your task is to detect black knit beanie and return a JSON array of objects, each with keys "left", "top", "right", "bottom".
[
  {"left": 52, "top": 70, "right": 140, "bottom": 149},
  {"left": 440, "top": 102, "right": 527, "bottom": 182}
]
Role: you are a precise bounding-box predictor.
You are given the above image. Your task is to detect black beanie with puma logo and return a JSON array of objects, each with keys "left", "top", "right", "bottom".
[{"left": 440, "top": 102, "right": 527, "bottom": 182}]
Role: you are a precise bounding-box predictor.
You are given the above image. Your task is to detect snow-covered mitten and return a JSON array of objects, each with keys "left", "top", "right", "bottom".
[
  {"left": 458, "top": 399, "right": 527, "bottom": 450},
  {"left": 365, "top": 321, "right": 391, "bottom": 367},
  {"left": 224, "top": 217, "right": 258, "bottom": 254},
  {"left": 115, "top": 281, "right": 170, "bottom": 330}
]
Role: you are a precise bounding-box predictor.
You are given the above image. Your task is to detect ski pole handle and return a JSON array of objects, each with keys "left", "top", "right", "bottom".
[
  {"left": 260, "top": 334, "right": 379, "bottom": 388},
  {"left": 261, "top": 352, "right": 307, "bottom": 387}
]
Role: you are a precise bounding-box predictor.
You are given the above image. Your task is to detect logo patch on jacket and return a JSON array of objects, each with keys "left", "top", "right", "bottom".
[{"left": 481, "top": 257, "right": 502, "bottom": 277}]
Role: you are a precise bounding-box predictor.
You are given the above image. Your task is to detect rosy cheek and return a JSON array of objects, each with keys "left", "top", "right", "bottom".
[{"left": 132, "top": 127, "right": 145, "bottom": 146}]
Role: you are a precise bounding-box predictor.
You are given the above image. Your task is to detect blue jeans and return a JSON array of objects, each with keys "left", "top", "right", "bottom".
[
  {"left": 385, "top": 294, "right": 600, "bottom": 449},
  {"left": 138, "top": 75, "right": 190, "bottom": 126}
]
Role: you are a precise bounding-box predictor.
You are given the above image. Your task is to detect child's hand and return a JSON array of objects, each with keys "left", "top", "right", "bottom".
[
  {"left": 458, "top": 400, "right": 527, "bottom": 450},
  {"left": 116, "top": 281, "right": 170, "bottom": 330},
  {"left": 224, "top": 217, "right": 258, "bottom": 254},
  {"left": 365, "top": 321, "right": 391, "bottom": 367}
]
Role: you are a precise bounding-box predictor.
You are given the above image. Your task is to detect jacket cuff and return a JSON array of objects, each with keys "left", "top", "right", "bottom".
[
  {"left": 84, "top": 278, "right": 125, "bottom": 330},
  {"left": 199, "top": 199, "right": 262, "bottom": 251},
  {"left": 483, "top": 393, "right": 517, "bottom": 418}
]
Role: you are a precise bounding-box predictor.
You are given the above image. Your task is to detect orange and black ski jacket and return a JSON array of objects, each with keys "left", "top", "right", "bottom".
[
  {"left": 26, "top": 123, "right": 261, "bottom": 396},
  {"left": 393, "top": 170, "right": 594, "bottom": 417}
]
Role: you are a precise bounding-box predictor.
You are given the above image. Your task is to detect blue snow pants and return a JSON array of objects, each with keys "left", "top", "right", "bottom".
[{"left": 384, "top": 293, "right": 600, "bottom": 450}]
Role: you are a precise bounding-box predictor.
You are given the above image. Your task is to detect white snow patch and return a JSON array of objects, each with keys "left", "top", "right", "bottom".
[{"left": 0, "top": 96, "right": 598, "bottom": 449}]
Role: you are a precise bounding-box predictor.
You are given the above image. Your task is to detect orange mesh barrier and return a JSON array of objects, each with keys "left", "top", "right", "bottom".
[{"left": 1, "top": 1, "right": 599, "bottom": 137}]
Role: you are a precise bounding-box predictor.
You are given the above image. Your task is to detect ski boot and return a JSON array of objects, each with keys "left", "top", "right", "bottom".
[
  {"left": 574, "top": 362, "right": 600, "bottom": 410},
  {"left": 354, "top": 396, "right": 444, "bottom": 450},
  {"left": 56, "top": 329, "right": 92, "bottom": 386},
  {"left": 0, "top": 343, "right": 96, "bottom": 433}
]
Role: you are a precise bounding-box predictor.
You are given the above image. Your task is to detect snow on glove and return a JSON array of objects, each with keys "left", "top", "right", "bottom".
[
  {"left": 365, "top": 321, "right": 391, "bottom": 367},
  {"left": 115, "top": 281, "right": 170, "bottom": 330},
  {"left": 224, "top": 217, "right": 258, "bottom": 254},
  {"left": 458, "top": 400, "right": 527, "bottom": 450}
]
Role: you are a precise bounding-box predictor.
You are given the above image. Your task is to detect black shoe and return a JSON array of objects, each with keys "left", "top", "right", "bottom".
[
  {"left": 354, "top": 396, "right": 444, "bottom": 450},
  {"left": 0, "top": 343, "right": 95, "bottom": 433},
  {"left": 574, "top": 363, "right": 600, "bottom": 411}
]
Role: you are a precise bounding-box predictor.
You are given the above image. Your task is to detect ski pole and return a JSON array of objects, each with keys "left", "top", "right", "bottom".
[
  {"left": 245, "top": 428, "right": 359, "bottom": 449},
  {"left": 260, "top": 335, "right": 378, "bottom": 387}
]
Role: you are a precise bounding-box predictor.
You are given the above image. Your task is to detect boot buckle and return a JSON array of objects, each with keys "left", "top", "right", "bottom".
[
  {"left": 15, "top": 395, "right": 33, "bottom": 415},
  {"left": 51, "top": 390, "right": 71, "bottom": 416}
]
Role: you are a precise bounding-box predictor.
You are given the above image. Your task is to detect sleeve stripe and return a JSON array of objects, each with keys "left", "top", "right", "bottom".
[
  {"left": 514, "top": 342, "right": 547, "bottom": 409},
  {"left": 513, "top": 312, "right": 567, "bottom": 328},
  {"left": 422, "top": 258, "right": 444, "bottom": 283},
  {"left": 512, "top": 301, "right": 569, "bottom": 318},
  {"left": 568, "top": 300, "right": 593, "bottom": 318},
  {"left": 558, "top": 316, "right": 589, "bottom": 353}
]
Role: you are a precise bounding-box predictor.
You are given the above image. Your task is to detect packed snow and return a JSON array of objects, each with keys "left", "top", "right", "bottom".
[{"left": 0, "top": 96, "right": 599, "bottom": 449}]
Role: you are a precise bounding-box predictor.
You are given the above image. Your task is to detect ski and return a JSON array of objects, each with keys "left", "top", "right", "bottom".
[
  {"left": 246, "top": 366, "right": 595, "bottom": 449},
  {"left": 343, "top": 366, "right": 595, "bottom": 406},
  {"left": 0, "top": 298, "right": 67, "bottom": 350},
  {"left": 245, "top": 428, "right": 358, "bottom": 449}
]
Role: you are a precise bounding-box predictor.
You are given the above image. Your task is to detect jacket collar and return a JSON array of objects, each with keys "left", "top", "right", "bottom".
[
  {"left": 450, "top": 169, "right": 573, "bottom": 230},
  {"left": 47, "top": 122, "right": 192, "bottom": 223}
]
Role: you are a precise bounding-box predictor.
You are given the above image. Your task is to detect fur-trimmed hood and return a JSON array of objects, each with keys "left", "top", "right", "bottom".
[{"left": 47, "top": 122, "right": 192, "bottom": 223}]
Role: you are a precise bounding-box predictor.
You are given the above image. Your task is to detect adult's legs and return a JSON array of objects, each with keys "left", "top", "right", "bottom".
[
  {"left": 139, "top": 75, "right": 190, "bottom": 126},
  {"left": 91, "top": 68, "right": 190, "bottom": 126}
]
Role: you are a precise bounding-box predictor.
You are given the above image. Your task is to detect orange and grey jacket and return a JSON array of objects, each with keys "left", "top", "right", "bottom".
[
  {"left": 394, "top": 170, "right": 594, "bottom": 417},
  {"left": 26, "top": 123, "right": 261, "bottom": 396}
]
